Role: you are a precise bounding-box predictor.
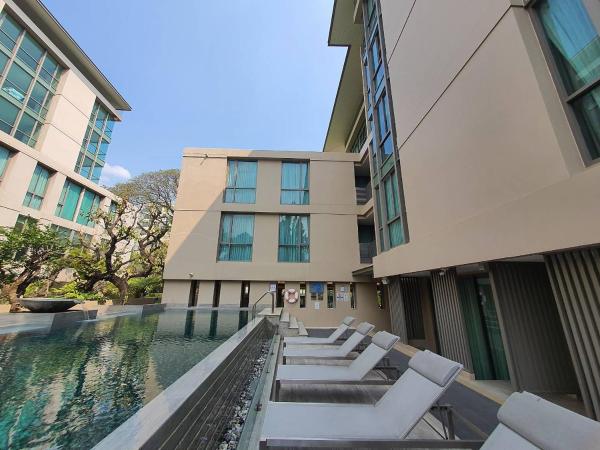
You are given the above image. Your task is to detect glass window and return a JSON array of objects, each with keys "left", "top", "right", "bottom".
[
  {"left": 218, "top": 213, "right": 254, "bottom": 261},
  {"left": 0, "top": 13, "right": 63, "bottom": 149},
  {"left": 55, "top": 180, "right": 82, "bottom": 221},
  {"left": 0, "top": 15, "right": 21, "bottom": 52},
  {"left": 224, "top": 160, "right": 257, "bottom": 203},
  {"left": 17, "top": 34, "right": 43, "bottom": 71},
  {"left": 91, "top": 162, "right": 103, "bottom": 183},
  {"left": 3, "top": 64, "right": 33, "bottom": 103},
  {"left": 79, "top": 156, "right": 93, "bottom": 178},
  {"left": 0, "top": 96, "right": 18, "bottom": 133},
  {"left": 350, "top": 283, "right": 357, "bottom": 309},
  {"left": 535, "top": 0, "right": 600, "bottom": 161},
  {"left": 22, "top": 164, "right": 49, "bottom": 210},
  {"left": 15, "top": 112, "right": 41, "bottom": 146},
  {"left": 278, "top": 215, "right": 309, "bottom": 262},
  {"left": 299, "top": 283, "right": 306, "bottom": 308},
  {"left": 14, "top": 214, "right": 37, "bottom": 232},
  {"left": 310, "top": 282, "right": 324, "bottom": 301},
  {"left": 0, "top": 145, "right": 9, "bottom": 180},
  {"left": 280, "top": 161, "right": 309, "bottom": 204},
  {"left": 95, "top": 106, "right": 107, "bottom": 131},
  {"left": 76, "top": 189, "right": 101, "bottom": 227},
  {"left": 384, "top": 172, "right": 405, "bottom": 247}
]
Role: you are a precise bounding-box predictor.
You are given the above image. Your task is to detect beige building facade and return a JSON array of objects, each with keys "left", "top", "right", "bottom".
[
  {"left": 163, "top": 149, "right": 389, "bottom": 330},
  {"left": 0, "top": 0, "right": 130, "bottom": 239},
  {"left": 324, "top": 0, "right": 600, "bottom": 420}
]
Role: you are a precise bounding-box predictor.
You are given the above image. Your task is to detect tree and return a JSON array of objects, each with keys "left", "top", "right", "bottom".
[
  {"left": 0, "top": 222, "right": 71, "bottom": 312},
  {"left": 69, "top": 169, "right": 178, "bottom": 303}
]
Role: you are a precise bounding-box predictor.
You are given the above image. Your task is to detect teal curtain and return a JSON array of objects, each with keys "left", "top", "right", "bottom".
[
  {"left": 384, "top": 172, "right": 399, "bottom": 219},
  {"left": 537, "top": 0, "right": 600, "bottom": 93},
  {"left": 0, "top": 145, "right": 9, "bottom": 178},
  {"left": 56, "top": 181, "right": 82, "bottom": 221},
  {"left": 281, "top": 162, "right": 309, "bottom": 204},
  {"left": 76, "top": 190, "right": 101, "bottom": 226},
  {"left": 224, "top": 160, "right": 257, "bottom": 203},
  {"left": 278, "top": 215, "right": 309, "bottom": 262},
  {"left": 218, "top": 214, "right": 254, "bottom": 261},
  {"left": 389, "top": 218, "right": 405, "bottom": 247},
  {"left": 23, "top": 164, "right": 49, "bottom": 209}
]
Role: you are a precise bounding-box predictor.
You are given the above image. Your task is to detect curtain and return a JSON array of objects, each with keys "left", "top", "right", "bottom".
[
  {"left": 278, "top": 215, "right": 309, "bottom": 262},
  {"left": 219, "top": 214, "right": 254, "bottom": 261},
  {"left": 0, "top": 146, "right": 8, "bottom": 177},
  {"left": 281, "top": 162, "right": 309, "bottom": 204},
  {"left": 389, "top": 218, "right": 405, "bottom": 247},
  {"left": 225, "top": 160, "right": 257, "bottom": 203},
  {"left": 57, "top": 182, "right": 82, "bottom": 221},
  {"left": 538, "top": 0, "right": 600, "bottom": 93},
  {"left": 384, "top": 173, "right": 399, "bottom": 219},
  {"left": 23, "top": 165, "right": 49, "bottom": 209},
  {"left": 77, "top": 190, "right": 97, "bottom": 225}
]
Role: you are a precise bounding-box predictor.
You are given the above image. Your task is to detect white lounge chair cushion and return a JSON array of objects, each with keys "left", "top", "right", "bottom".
[
  {"left": 261, "top": 403, "right": 399, "bottom": 441},
  {"left": 480, "top": 424, "right": 539, "bottom": 450},
  {"left": 372, "top": 331, "right": 399, "bottom": 350},
  {"left": 483, "top": 392, "right": 600, "bottom": 450},
  {"left": 356, "top": 322, "right": 375, "bottom": 335},
  {"left": 342, "top": 316, "right": 355, "bottom": 325},
  {"left": 277, "top": 364, "right": 364, "bottom": 382},
  {"left": 283, "top": 322, "right": 372, "bottom": 358},
  {"left": 408, "top": 350, "right": 461, "bottom": 387}
]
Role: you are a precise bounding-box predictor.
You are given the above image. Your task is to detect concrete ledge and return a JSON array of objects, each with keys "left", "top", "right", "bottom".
[{"left": 93, "top": 316, "right": 268, "bottom": 450}]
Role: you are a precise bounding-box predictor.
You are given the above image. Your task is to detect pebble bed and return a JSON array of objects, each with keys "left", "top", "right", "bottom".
[{"left": 218, "top": 340, "right": 271, "bottom": 450}]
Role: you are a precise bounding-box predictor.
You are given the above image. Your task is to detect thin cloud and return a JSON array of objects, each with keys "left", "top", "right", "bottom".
[{"left": 100, "top": 163, "right": 132, "bottom": 187}]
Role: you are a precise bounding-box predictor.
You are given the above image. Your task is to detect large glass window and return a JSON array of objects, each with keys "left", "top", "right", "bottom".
[
  {"left": 383, "top": 172, "right": 405, "bottom": 247},
  {"left": 75, "top": 101, "right": 116, "bottom": 183},
  {"left": 280, "top": 161, "right": 309, "bottom": 204},
  {"left": 0, "top": 145, "right": 10, "bottom": 180},
  {"left": 0, "top": 13, "right": 62, "bottom": 147},
  {"left": 224, "top": 160, "right": 257, "bottom": 203},
  {"left": 23, "top": 164, "right": 49, "bottom": 209},
  {"left": 76, "top": 190, "right": 101, "bottom": 227},
  {"left": 218, "top": 213, "right": 254, "bottom": 261},
  {"left": 55, "top": 180, "right": 82, "bottom": 221},
  {"left": 535, "top": 0, "right": 600, "bottom": 161},
  {"left": 361, "top": 0, "right": 407, "bottom": 251},
  {"left": 278, "top": 215, "right": 309, "bottom": 262}
]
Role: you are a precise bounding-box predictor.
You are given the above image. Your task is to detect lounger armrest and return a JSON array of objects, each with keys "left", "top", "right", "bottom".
[{"left": 262, "top": 438, "right": 484, "bottom": 448}]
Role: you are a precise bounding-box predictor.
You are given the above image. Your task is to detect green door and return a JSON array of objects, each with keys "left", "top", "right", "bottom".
[{"left": 476, "top": 277, "right": 510, "bottom": 381}]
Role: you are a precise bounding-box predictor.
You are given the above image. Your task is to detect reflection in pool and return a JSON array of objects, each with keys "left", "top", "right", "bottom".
[{"left": 0, "top": 309, "right": 249, "bottom": 449}]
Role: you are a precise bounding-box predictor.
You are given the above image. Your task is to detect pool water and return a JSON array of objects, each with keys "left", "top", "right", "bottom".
[{"left": 0, "top": 309, "right": 249, "bottom": 450}]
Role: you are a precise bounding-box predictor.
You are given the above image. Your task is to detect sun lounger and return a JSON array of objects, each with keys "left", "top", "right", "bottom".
[
  {"left": 481, "top": 391, "right": 600, "bottom": 450},
  {"left": 260, "top": 350, "right": 463, "bottom": 448},
  {"left": 275, "top": 331, "right": 399, "bottom": 400},
  {"left": 282, "top": 322, "right": 374, "bottom": 364},
  {"left": 284, "top": 316, "right": 355, "bottom": 346}
]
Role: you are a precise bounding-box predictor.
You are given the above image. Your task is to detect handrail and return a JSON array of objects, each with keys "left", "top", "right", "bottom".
[{"left": 251, "top": 291, "right": 275, "bottom": 320}]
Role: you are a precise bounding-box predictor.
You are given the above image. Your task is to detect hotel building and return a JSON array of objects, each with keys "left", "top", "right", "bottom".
[
  {"left": 0, "top": 0, "right": 130, "bottom": 240},
  {"left": 164, "top": 0, "right": 600, "bottom": 420}
]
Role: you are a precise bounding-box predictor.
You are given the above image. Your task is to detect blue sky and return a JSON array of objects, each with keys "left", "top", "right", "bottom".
[{"left": 42, "top": 0, "right": 346, "bottom": 185}]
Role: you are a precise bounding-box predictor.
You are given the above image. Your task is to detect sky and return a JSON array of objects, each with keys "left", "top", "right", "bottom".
[{"left": 42, "top": 0, "right": 346, "bottom": 186}]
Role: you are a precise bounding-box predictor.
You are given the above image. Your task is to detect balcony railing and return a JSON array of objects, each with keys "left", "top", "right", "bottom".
[
  {"left": 359, "top": 241, "right": 377, "bottom": 264},
  {"left": 356, "top": 182, "right": 372, "bottom": 205}
]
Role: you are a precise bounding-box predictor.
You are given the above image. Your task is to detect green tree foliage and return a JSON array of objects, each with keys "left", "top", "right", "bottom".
[
  {"left": 0, "top": 222, "right": 71, "bottom": 312},
  {"left": 68, "top": 169, "right": 178, "bottom": 304}
]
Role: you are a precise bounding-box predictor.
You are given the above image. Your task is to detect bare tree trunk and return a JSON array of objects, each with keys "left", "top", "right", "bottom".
[
  {"left": 112, "top": 277, "right": 128, "bottom": 305},
  {"left": 1, "top": 282, "right": 21, "bottom": 313}
]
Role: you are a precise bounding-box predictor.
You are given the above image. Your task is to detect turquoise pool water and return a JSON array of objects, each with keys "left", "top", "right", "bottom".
[{"left": 0, "top": 309, "right": 249, "bottom": 450}]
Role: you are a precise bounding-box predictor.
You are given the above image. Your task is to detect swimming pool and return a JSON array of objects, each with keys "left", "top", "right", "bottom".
[{"left": 0, "top": 309, "right": 250, "bottom": 449}]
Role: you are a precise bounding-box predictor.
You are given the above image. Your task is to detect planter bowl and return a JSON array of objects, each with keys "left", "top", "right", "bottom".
[{"left": 20, "top": 298, "right": 81, "bottom": 313}]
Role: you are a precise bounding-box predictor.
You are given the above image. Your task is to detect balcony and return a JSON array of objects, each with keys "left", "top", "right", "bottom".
[
  {"left": 359, "top": 241, "right": 376, "bottom": 264},
  {"left": 356, "top": 181, "right": 372, "bottom": 205}
]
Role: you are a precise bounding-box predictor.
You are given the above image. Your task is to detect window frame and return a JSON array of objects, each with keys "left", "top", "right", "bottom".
[
  {"left": 217, "top": 213, "right": 255, "bottom": 262},
  {"left": 22, "top": 163, "right": 50, "bottom": 209},
  {"left": 223, "top": 159, "right": 258, "bottom": 204},
  {"left": 527, "top": 0, "right": 600, "bottom": 165},
  {"left": 277, "top": 214, "right": 310, "bottom": 263},
  {"left": 280, "top": 161, "right": 310, "bottom": 205}
]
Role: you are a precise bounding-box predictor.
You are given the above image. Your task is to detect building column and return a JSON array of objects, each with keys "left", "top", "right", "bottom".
[
  {"left": 489, "top": 261, "right": 578, "bottom": 394},
  {"left": 545, "top": 247, "right": 600, "bottom": 419},
  {"left": 430, "top": 269, "right": 474, "bottom": 372}
]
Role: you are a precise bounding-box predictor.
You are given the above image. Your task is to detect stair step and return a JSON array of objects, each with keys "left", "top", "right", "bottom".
[
  {"left": 298, "top": 321, "right": 308, "bottom": 336},
  {"left": 281, "top": 311, "right": 290, "bottom": 323},
  {"left": 289, "top": 316, "right": 299, "bottom": 329}
]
